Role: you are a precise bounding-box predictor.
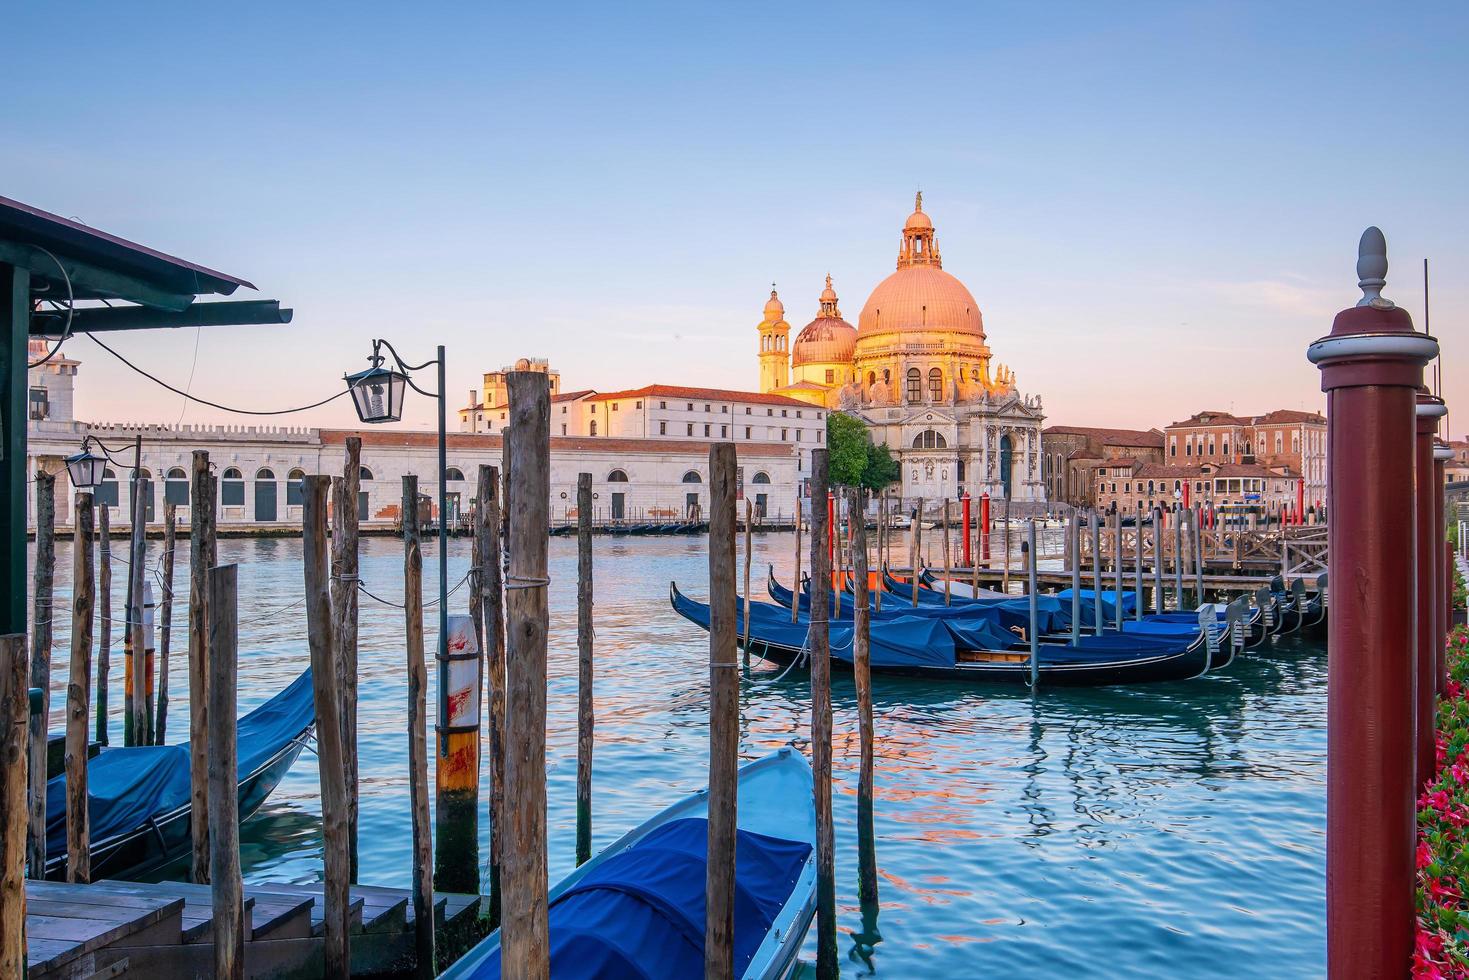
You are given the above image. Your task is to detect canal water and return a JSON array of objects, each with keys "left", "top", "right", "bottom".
[{"left": 34, "top": 532, "right": 1326, "bottom": 977}]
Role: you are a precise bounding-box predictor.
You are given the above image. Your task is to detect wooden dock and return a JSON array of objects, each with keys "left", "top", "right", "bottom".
[{"left": 23, "top": 879, "right": 484, "bottom": 979}]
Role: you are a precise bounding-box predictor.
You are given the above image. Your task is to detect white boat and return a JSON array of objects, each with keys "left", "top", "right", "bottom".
[{"left": 440, "top": 746, "right": 817, "bottom": 979}]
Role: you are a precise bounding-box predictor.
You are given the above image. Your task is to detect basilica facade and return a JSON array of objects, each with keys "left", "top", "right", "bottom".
[{"left": 758, "top": 195, "right": 1046, "bottom": 503}]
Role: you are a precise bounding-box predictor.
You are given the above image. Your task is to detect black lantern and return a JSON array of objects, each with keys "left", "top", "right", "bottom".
[
  {"left": 65, "top": 441, "right": 108, "bottom": 489},
  {"left": 345, "top": 356, "right": 408, "bottom": 424}
]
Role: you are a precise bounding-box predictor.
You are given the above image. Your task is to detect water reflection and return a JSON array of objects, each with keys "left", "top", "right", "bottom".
[{"left": 27, "top": 532, "right": 1329, "bottom": 977}]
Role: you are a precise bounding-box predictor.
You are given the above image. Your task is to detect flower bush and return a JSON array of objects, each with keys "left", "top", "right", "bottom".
[{"left": 1417, "top": 626, "right": 1469, "bottom": 977}]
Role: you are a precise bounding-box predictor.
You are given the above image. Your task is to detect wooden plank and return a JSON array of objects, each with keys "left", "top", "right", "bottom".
[
  {"left": 704, "top": 444, "right": 737, "bottom": 980},
  {"left": 503, "top": 371, "right": 550, "bottom": 979},
  {"left": 247, "top": 887, "right": 363, "bottom": 938},
  {"left": 28, "top": 471, "right": 55, "bottom": 878},
  {"left": 188, "top": 450, "right": 212, "bottom": 883},
  {"left": 575, "top": 472, "right": 594, "bottom": 867},
  {"left": 207, "top": 564, "right": 243, "bottom": 980},
  {"left": 21, "top": 891, "right": 183, "bottom": 974},
  {"left": 1, "top": 632, "right": 29, "bottom": 977},
  {"left": 66, "top": 492, "right": 95, "bottom": 883},
  {"left": 401, "top": 475, "right": 435, "bottom": 979},
  {"left": 303, "top": 475, "right": 349, "bottom": 979}
]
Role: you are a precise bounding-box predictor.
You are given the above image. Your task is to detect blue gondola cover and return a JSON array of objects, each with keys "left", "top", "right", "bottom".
[{"left": 466, "top": 818, "right": 811, "bottom": 979}]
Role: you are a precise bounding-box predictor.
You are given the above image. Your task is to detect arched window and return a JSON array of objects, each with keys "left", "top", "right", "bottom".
[
  {"left": 882, "top": 368, "right": 891, "bottom": 384},
  {"left": 256, "top": 467, "right": 275, "bottom": 480},
  {"left": 867, "top": 371, "right": 876, "bottom": 386},
  {"left": 97, "top": 467, "right": 119, "bottom": 507},
  {"left": 607, "top": 469, "right": 629, "bottom": 482},
  {"left": 254, "top": 468, "right": 278, "bottom": 522},
  {"left": 752, "top": 471, "right": 771, "bottom": 484},
  {"left": 445, "top": 467, "right": 465, "bottom": 482},
  {"left": 221, "top": 467, "right": 245, "bottom": 506},
  {"left": 165, "top": 467, "right": 189, "bottom": 506},
  {"left": 971, "top": 368, "right": 980, "bottom": 382},
  {"left": 681, "top": 471, "right": 702, "bottom": 484},
  {"left": 911, "top": 430, "right": 946, "bottom": 449},
  {"left": 906, "top": 368, "right": 921, "bottom": 402},
  {"left": 589, "top": 420, "right": 598, "bottom": 436},
  {"left": 286, "top": 468, "right": 306, "bottom": 506},
  {"left": 359, "top": 466, "right": 374, "bottom": 481},
  {"left": 927, "top": 367, "right": 943, "bottom": 401}
]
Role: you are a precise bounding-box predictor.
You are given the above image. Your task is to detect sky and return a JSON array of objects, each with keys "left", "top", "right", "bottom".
[{"left": 4, "top": 2, "right": 1467, "bottom": 435}]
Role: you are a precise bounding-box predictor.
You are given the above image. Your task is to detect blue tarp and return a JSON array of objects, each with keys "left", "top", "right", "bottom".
[
  {"left": 1054, "top": 589, "right": 1138, "bottom": 625},
  {"left": 44, "top": 668, "right": 314, "bottom": 861},
  {"left": 467, "top": 818, "right": 811, "bottom": 979}
]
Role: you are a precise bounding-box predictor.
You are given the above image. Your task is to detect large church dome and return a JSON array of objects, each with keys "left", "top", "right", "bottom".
[
  {"left": 792, "top": 275, "right": 857, "bottom": 367},
  {"left": 856, "top": 194, "right": 986, "bottom": 344}
]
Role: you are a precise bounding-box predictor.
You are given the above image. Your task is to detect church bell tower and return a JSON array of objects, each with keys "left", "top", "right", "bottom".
[{"left": 757, "top": 286, "right": 790, "bottom": 393}]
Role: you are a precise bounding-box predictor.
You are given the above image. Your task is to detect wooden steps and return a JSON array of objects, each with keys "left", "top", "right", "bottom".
[{"left": 23, "top": 879, "right": 488, "bottom": 979}]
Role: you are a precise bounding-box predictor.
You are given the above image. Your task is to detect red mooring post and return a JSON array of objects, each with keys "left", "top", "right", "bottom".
[
  {"left": 1435, "top": 441, "right": 1452, "bottom": 692},
  {"left": 1415, "top": 391, "right": 1446, "bottom": 790},
  {"left": 827, "top": 492, "right": 835, "bottom": 566},
  {"left": 961, "top": 494, "right": 972, "bottom": 567},
  {"left": 1309, "top": 227, "right": 1439, "bottom": 979},
  {"left": 980, "top": 493, "right": 991, "bottom": 561}
]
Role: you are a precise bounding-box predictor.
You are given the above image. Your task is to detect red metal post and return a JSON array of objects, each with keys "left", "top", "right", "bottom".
[
  {"left": 1435, "top": 442, "right": 1452, "bottom": 692},
  {"left": 1415, "top": 392, "right": 1445, "bottom": 789},
  {"left": 980, "top": 493, "right": 991, "bottom": 562},
  {"left": 1309, "top": 228, "right": 1438, "bottom": 980},
  {"left": 1183, "top": 481, "right": 1191, "bottom": 509},
  {"left": 961, "top": 494, "right": 972, "bottom": 567}
]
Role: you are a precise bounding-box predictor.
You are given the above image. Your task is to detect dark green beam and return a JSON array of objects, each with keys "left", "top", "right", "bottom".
[
  {"left": 30, "top": 299, "right": 294, "bottom": 335},
  {"left": 1, "top": 262, "right": 30, "bottom": 635},
  {"left": 0, "top": 240, "right": 196, "bottom": 312}
]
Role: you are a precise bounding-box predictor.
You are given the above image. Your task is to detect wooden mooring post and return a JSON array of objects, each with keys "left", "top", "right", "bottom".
[
  {"left": 402, "top": 475, "right": 436, "bottom": 978},
  {"left": 1193, "top": 504, "right": 1205, "bottom": 607},
  {"left": 808, "top": 448, "right": 838, "bottom": 978},
  {"left": 305, "top": 476, "right": 351, "bottom": 978},
  {"left": 576, "top": 472, "right": 595, "bottom": 867},
  {"left": 331, "top": 436, "right": 362, "bottom": 880},
  {"left": 66, "top": 492, "right": 95, "bottom": 883},
  {"left": 910, "top": 496, "right": 922, "bottom": 608},
  {"left": 96, "top": 501, "right": 111, "bottom": 746},
  {"left": 155, "top": 505, "right": 176, "bottom": 743},
  {"left": 743, "top": 498, "right": 753, "bottom": 664},
  {"left": 1, "top": 633, "right": 29, "bottom": 977},
  {"left": 207, "top": 564, "right": 243, "bottom": 980},
  {"left": 189, "top": 450, "right": 214, "bottom": 882},
  {"left": 1133, "top": 508, "right": 1143, "bottom": 622},
  {"left": 1112, "top": 507, "right": 1123, "bottom": 629},
  {"left": 850, "top": 487, "right": 879, "bottom": 907},
  {"left": 1090, "top": 511, "right": 1103, "bottom": 636},
  {"left": 479, "top": 464, "right": 507, "bottom": 926},
  {"left": 941, "top": 499, "right": 951, "bottom": 605},
  {"left": 1152, "top": 507, "right": 1164, "bottom": 614},
  {"left": 1308, "top": 227, "right": 1436, "bottom": 976},
  {"left": 125, "top": 453, "right": 146, "bottom": 747},
  {"left": 27, "top": 470, "right": 54, "bottom": 877},
  {"left": 1174, "top": 506, "right": 1184, "bottom": 611},
  {"left": 705, "top": 444, "right": 738, "bottom": 980},
  {"left": 503, "top": 370, "right": 551, "bottom": 978},
  {"left": 1027, "top": 522, "right": 1039, "bottom": 689},
  {"left": 791, "top": 486, "right": 803, "bottom": 624}
]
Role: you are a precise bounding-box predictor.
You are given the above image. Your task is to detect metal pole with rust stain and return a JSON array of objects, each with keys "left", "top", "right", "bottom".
[
  {"left": 705, "top": 444, "right": 738, "bottom": 980},
  {"left": 27, "top": 469, "right": 54, "bottom": 877},
  {"left": 0, "top": 633, "right": 28, "bottom": 976},
  {"left": 575, "top": 473, "right": 595, "bottom": 867},
  {"left": 808, "top": 447, "right": 838, "bottom": 978},
  {"left": 1308, "top": 227, "right": 1437, "bottom": 978},
  {"left": 304, "top": 476, "right": 351, "bottom": 979},
  {"left": 66, "top": 492, "right": 95, "bottom": 883},
  {"left": 503, "top": 371, "right": 551, "bottom": 978},
  {"left": 1415, "top": 392, "right": 1446, "bottom": 790}
]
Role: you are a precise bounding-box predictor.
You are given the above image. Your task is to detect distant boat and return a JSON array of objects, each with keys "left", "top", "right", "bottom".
[
  {"left": 441, "top": 746, "right": 817, "bottom": 980},
  {"left": 42, "top": 669, "right": 315, "bottom": 881}
]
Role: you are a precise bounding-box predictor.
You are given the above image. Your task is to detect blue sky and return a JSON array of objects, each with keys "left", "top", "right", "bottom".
[{"left": 4, "top": 2, "right": 1466, "bottom": 432}]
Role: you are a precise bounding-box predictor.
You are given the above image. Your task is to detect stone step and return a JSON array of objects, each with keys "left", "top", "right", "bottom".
[{"left": 93, "top": 880, "right": 257, "bottom": 943}]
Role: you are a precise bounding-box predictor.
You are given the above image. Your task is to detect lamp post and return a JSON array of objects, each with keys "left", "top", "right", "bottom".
[{"left": 345, "top": 339, "right": 449, "bottom": 664}]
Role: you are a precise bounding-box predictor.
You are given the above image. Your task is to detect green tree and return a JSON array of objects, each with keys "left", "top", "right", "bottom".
[
  {"left": 827, "top": 411, "right": 870, "bottom": 486},
  {"left": 825, "top": 411, "right": 900, "bottom": 490}
]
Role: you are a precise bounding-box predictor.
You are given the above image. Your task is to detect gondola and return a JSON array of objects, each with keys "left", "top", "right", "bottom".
[
  {"left": 41, "top": 668, "right": 315, "bottom": 881},
  {"left": 677, "top": 584, "right": 1215, "bottom": 686},
  {"left": 441, "top": 746, "right": 816, "bottom": 980},
  {"left": 1269, "top": 575, "right": 1303, "bottom": 634}
]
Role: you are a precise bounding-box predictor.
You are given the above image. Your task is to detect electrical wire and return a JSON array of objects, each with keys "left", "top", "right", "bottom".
[
  {"left": 27, "top": 247, "right": 76, "bottom": 368},
  {"left": 87, "top": 332, "right": 350, "bottom": 416}
]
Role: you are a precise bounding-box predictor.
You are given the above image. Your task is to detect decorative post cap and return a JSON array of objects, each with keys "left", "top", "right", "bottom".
[
  {"left": 1356, "top": 227, "right": 1393, "bottom": 309},
  {"left": 1434, "top": 442, "right": 1455, "bottom": 461}
]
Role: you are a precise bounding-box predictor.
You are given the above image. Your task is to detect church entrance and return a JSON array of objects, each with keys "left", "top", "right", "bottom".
[{"left": 999, "top": 434, "right": 1014, "bottom": 500}]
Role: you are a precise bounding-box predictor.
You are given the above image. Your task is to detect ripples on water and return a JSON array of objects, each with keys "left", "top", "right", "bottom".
[{"left": 33, "top": 532, "right": 1326, "bottom": 977}]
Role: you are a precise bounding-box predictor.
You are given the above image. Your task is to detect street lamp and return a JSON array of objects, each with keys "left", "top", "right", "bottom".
[
  {"left": 344, "top": 338, "right": 450, "bottom": 692},
  {"left": 64, "top": 437, "right": 108, "bottom": 489}
]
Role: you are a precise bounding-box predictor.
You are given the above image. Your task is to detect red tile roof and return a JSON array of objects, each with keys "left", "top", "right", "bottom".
[
  {"left": 1167, "top": 411, "right": 1250, "bottom": 428},
  {"left": 1043, "top": 425, "right": 1163, "bottom": 448},
  {"left": 553, "top": 389, "right": 596, "bottom": 403},
  {"left": 584, "top": 384, "right": 815, "bottom": 408},
  {"left": 1251, "top": 409, "right": 1325, "bottom": 425}
]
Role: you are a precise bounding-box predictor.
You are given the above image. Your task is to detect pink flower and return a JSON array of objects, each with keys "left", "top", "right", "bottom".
[
  {"left": 1424, "top": 876, "right": 1461, "bottom": 904},
  {"left": 1419, "top": 840, "right": 1436, "bottom": 870}
]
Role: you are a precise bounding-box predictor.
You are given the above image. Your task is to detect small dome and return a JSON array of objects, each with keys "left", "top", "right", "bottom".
[
  {"left": 763, "top": 288, "right": 784, "bottom": 321},
  {"left": 818, "top": 274, "right": 837, "bottom": 303},
  {"left": 792, "top": 317, "right": 857, "bottom": 367}
]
